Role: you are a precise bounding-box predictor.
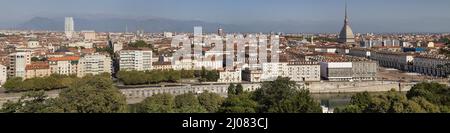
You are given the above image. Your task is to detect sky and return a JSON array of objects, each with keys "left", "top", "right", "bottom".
[{"left": 1, "top": 0, "right": 450, "bottom": 32}]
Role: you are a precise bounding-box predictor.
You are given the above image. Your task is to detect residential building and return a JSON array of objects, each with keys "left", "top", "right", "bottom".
[
  {"left": 25, "top": 62, "right": 51, "bottom": 79},
  {"left": 282, "top": 61, "right": 321, "bottom": 82},
  {"left": 320, "top": 62, "right": 353, "bottom": 81},
  {"left": 0, "top": 64, "right": 7, "bottom": 85},
  {"left": 48, "top": 56, "right": 80, "bottom": 75},
  {"left": 119, "top": 50, "right": 152, "bottom": 71},
  {"left": 77, "top": 54, "right": 112, "bottom": 77},
  {"left": 218, "top": 69, "right": 242, "bottom": 83},
  {"left": 8, "top": 52, "right": 31, "bottom": 78}
]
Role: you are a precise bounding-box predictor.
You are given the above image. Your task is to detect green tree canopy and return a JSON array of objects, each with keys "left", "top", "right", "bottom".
[
  {"left": 252, "top": 77, "right": 321, "bottom": 113},
  {"left": 137, "top": 93, "right": 175, "bottom": 113},
  {"left": 56, "top": 75, "right": 128, "bottom": 113},
  {"left": 174, "top": 92, "right": 207, "bottom": 113},
  {"left": 219, "top": 92, "right": 258, "bottom": 113},
  {"left": 198, "top": 91, "right": 224, "bottom": 113}
]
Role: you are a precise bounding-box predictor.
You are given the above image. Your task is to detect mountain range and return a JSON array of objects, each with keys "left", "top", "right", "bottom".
[{"left": 16, "top": 17, "right": 345, "bottom": 33}]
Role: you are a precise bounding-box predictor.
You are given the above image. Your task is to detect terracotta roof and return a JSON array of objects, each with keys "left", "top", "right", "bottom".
[
  {"left": 48, "top": 56, "right": 80, "bottom": 61},
  {"left": 26, "top": 62, "right": 49, "bottom": 70}
]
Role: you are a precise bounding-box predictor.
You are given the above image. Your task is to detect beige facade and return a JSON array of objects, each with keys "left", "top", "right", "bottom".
[
  {"left": 48, "top": 56, "right": 80, "bottom": 76},
  {"left": 25, "top": 62, "right": 51, "bottom": 79},
  {"left": 77, "top": 54, "right": 112, "bottom": 77}
]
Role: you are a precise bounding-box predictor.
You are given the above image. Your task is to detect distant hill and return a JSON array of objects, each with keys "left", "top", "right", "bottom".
[{"left": 17, "top": 17, "right": 245, "bottom": 33}]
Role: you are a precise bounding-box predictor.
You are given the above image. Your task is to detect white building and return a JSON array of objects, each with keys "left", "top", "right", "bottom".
[
  {"left": 0, "top": 64, "right": 7, "bottom": 85},
  {"left": 77, "top": 54, "right": 112, "bottom": 77},
  {"left": 282, "top": 62, "right": 321, "bottom": 82},
  {"left": 242, "top": 68, "right": 262, "bottom": 82},
  {"left": 113, "top": 42, "right": 123, "bottom": 53},
  {"left": 320, "top": 62, "right": 353, "bottom": 81},
  {"left": 48, "top": 56, "right": 80, "bottom": 76},
  {"left": 261, "top": 62, "right": 281, "bottom": 81},
  {"left": 412, "top": 56, "right": 450, "bottom": 77},
  {"left": 173, "top": 58, "right": 194, "bottom": 70},
  {"left": 65, "top": 17, "right": 75, "bottom": 39},
  {"left": 27, "top": 39, "right": 40, "bottom": 48},
  {"left": 371, "top": 51, "right": 413, "bottom": 71},
  {"left": 349, "top": 48, "right": 371, "bottom": 58},
  {"left": 164, "top": 32, "right": 173, "bottom": 38},
  {"left": 218, "top": 69, "right": 242, "bottom": 83},
  {"left": 119, "top": 50, "right": 153, "bottom": 71},
  {"left": 8, "top": 52, "right": 31, "bottom": 78},
  {"left": 68, "top": 42, "right": 93, "bottom": 49},
  {"left": 82, "top": 30, "right": 96, "bottom": 41}
]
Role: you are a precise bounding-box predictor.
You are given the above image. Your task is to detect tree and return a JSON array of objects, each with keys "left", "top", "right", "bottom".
[
  {"left": 407, "top": 82, "right": 450, "bottom": 106},
  {"left": 219, "top": 92, "right": 258, "bottom": 113},
  {"left": 3, "top": 77, "right": 23, "bottom": 92},
  {"left": 268, "top": 89, "right": 321, "bottom": 113},
  {"left": 55, "top": 75, "right": 127, "bottom": 113},
  {"left": 198, "top": 91, "right": 224, "bottom": 113},
  {"left": 129, "top": 40, "right": 153, "bottom": 49},
  {"left": 227, "top": 83, "right": 236, "bottom": 96},
  {"left": 235, "top": 84, "right": 244, "bottom": 95},
  {"left": 174, "top": 92, "right": 207, "bottom": 113},
  {"left": 337, "top": 87, "right": 445, "bottom": 113},
  {"left": 137, "top": 93, "right": 175, "bottom": 113},
  {"left": 1, "top": 90, "right": 61, "bottom": 113},
  {"left": 252, "top": 77, "right": 321, "bottom": 113}
]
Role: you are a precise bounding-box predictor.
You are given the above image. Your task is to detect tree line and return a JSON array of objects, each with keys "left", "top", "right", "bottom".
[
  {"left": 335, "top": 82, "right": 450, "bottom": 113},
  {"left": 1, "top": 77, "right": 322, "bottom": 113},
  {"left": 130, "top": 77, "right": 322, "bottom": 113},
  {"left": 3, "top": 74, "right": 79, "bottom": 92},
  {"left": 117, "top": 67, "right": 219, "bottom": 85},
  {"left": 3, "top": 76, "right": 447, "bottom": 113},
  {"left": 1, "top": 74, "right": 127, "bottom": 113}
]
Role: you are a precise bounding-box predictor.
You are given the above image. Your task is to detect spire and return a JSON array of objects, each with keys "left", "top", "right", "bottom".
[{"left": 344, "top": 0, "right": 348, "bottom": 24}]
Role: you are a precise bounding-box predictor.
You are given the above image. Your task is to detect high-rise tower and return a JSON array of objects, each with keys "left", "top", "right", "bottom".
[
  {"left": 65, "top": 17, "right": 74, "bottom": 39},
  {"left": 338, "top": 1, "right": 356, "bottom": 46}
]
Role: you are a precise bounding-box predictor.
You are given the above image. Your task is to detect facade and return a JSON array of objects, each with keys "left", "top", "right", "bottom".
[
  {"left": 261, "top": 62, "right": 281, "bottom": 81},
  {"left": 152, "top": 62, "right": 173, "bottom": 70},
  {"left": 282, "top": 62, "right": 321, "bottom": 82},
  {"left": 65, "top": 17, "right": 75, "bottom": 39},
  {"left": 113, "top": 42, "right": 123, "bottom": 53},
  {"left": 412, "top": 56, "right": 450, "bottom": 77},
  {"left": 48, "top": 56, "right": 80, "bottom": 76},
  {"left": 25, "top": 62, "right": 51, "bottom": 79},
  {"left": 27, "top": 39, "right": 40, "bottom": 48},
  {"left": 68, "top": 42, "right": 94, "bottom": 49},
  {"left": 371, "top": 51, "right": 413, "bottom": 71},
  {"left": 349, "top": 48, "right": 371, "bottom": 58},
  {"left": 0, "top": 64, "right": 7, "bottom": 85},
  {"left": 82, "top": 30, "right": 96, "bottom": 41},
  {"left": 77, "top": 54, "right": 112, "bottom": 77},
  {"left": 218, "top": 69, "right": 242, "bottom": 83},
  {"left": 119, "top": 50, "right": 153, "bottom": 71},
  {"left": 242, "top": 68, "right": 262, "bottom": 82},
  {"left": 320, "top": 62, "right": 353, "bottom": 81},
  {"left": 163, "top": 32, "right": 173, "bottom": 38},
  {"left": 352, "top": 61, "right": 378, "bottom": 80},
  {"left": 8, "top": 52, "right": 31, "bottom": 78}
]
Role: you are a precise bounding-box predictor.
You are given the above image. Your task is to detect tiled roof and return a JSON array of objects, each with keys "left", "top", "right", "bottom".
[
  {"left": 26, "top": 62, "right": 49, "bottom": 70},
  {"left": 48, "top": 56, "right": 80, "bottom": 61}
]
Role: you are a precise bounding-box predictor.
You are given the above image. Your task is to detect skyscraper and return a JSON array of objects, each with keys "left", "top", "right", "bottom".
[
  {"left": 218, "top": 26, "right": 224, "bottom": 36},
  {"left": 65, "top": 17, "right": 74, "bottom": 39},
  {"left": 338, "top": 1, "right": 356, "bottom": 46}
]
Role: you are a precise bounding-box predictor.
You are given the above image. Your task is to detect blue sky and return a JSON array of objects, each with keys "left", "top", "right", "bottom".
[{"left": 1, "top": 0, "right": 450, "bottom": 32}]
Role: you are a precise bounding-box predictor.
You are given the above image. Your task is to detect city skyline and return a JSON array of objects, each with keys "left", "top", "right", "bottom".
[{"left": 1, "top": 0, "right": 450, "bottom": 32}]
